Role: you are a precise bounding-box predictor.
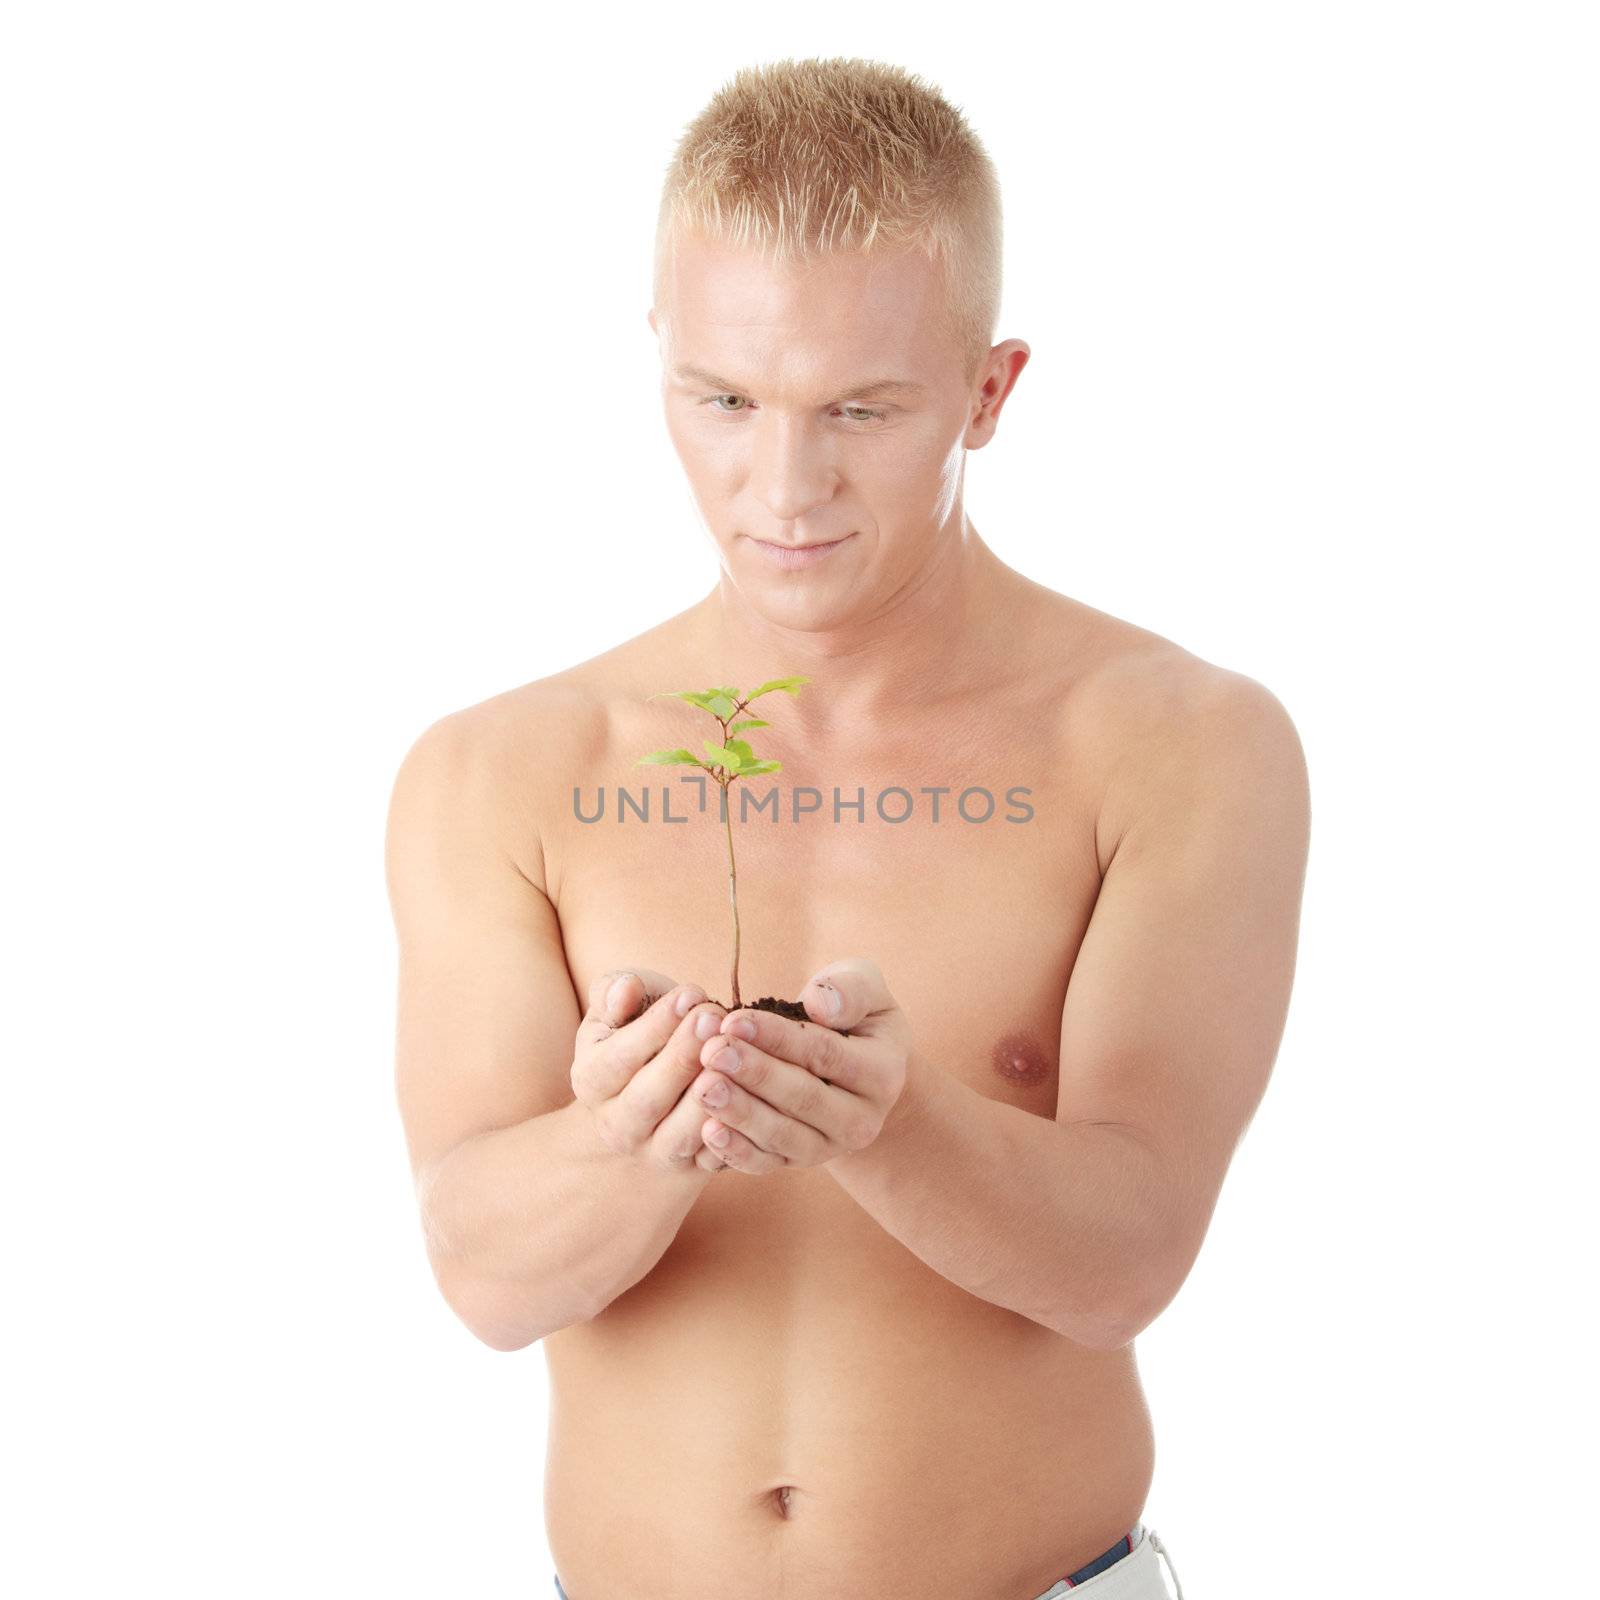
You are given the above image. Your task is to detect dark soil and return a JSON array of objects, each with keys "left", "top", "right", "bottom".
[
  {"left": 745, "top": 995, "right": 810, "bottom": 1023},
  {"left": 709, "top": 994, "right": 854, "bottom": 1037}
]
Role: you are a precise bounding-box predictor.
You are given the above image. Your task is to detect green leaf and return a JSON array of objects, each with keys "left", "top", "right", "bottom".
[
  {"left": 701, "top": 741, "right": 743, "bottom": 772},
  {"left": 636, "top": 748, "right": 702, "bottom": 766},
  {"left": 740, "top": 759, "right": 781, "bottom": 775},
  {"left": 725, "top": 738, "right": 756, "bottom": 764},
  {"left": 709, "top": 685, "right": 741, "bottom": 701},
  {"left": 706, "top": 693, "right": 737, "bottom": 719},
  {"left": 648, "top": 690, "right": 718, "bottom": 710},
  {"left": 746, "top": 675, "right": 811, "bottom": 700},
  {"left": 729, "top": 719, "right": 769, "bottom": 734}
]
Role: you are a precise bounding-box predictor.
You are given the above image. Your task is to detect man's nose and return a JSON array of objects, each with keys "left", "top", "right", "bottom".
[{"left": 750, "top": 414, "right": 837, "bottom": 522}]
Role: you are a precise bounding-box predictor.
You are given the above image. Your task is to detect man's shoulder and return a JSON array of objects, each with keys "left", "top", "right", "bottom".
[
  {"left": 399, "top": 618, "right": 690, "bottom": 772},
  {"left": 383, "top": 678, "right": 578, "bottom": 903},
  {"left": 391, "top": 669, "right": 602, "bottom": 802},
  {"left": 1027, "top": 588, "right": 1296, "bottom": 747},
  {"left": 1024, "top": 591, "right": 1305, "bottom": 862},
  {"left": 1090, "top": 651, "right": 1304, "bottom": 876},
  {"left": 388, "top": 624, "right": 696, "bottom": 883}
]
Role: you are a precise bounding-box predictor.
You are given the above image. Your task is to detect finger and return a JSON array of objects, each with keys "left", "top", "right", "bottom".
[
  {"left": 799, "top": 957, "right": 893, "bottom": 1034},
  {"left": 577, "top": 973, "right": 671, "bottom": 1063},
  {"left": 611, "top": 1000, "right": 727, "bottom": 1139},
  {"left": 689, "top": 1062, "right": 831, "bottom": 1165},
  {"left": 715, "top": 1007, "right": 865, "bottom": 1094},
  {"left": 579, "top": 985, "right": 708, "bottom": 1102},
  {"left": 700, "top": 1116, "right": 786, "bottom": 1175},
  {"left": 699, "top": 1018, "right": 865, "bottom": 1143},
  {"left": 646, "top": 1075, "right": 724, "bottom": 1170},
  {"left": 582, "top": 966, "right": 683, "bottom": 1031}
]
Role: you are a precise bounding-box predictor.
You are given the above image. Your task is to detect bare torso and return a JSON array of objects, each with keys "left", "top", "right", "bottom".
[{"left": 504, "top": 576, "right": 1189, "bottom": 1600}]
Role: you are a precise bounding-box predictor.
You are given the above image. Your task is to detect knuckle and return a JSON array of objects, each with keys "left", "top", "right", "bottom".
[
  {"left": 570, "top": 1053, "right": 607, "bottom": 1104},
  {"left": 652, "top": 1139, "right": 699, "bottom": 1171},
  {"left": 646, "top": 1104, "right": 700, "bottom": 1169},
  {"left": 811, "top": 1028, "right": 845, "bottom": 1078},
  {"left": 791, "top": 1072, "right": 825, "bottom": 1121},
  {"left": 590, "top": 1107, "right": 620, "bottom": 1152},
  {"left": 592, "top": 1106, "right": 637, "bottom": 1157}
]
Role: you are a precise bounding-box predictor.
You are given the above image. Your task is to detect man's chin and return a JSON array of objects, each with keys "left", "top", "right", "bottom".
[{"left": 718, "top": 558, "right": 866, "bottom": 629}]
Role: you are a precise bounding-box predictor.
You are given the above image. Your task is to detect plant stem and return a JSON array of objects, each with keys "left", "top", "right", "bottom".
[
  {"left": 722, "top": 776, "right": 741, "bottom": 1008},
  {"left": 714, "top": 701, "right": 751, "bottom": 1010}
]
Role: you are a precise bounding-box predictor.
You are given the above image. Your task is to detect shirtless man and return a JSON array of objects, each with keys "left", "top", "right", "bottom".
[{"left": 385, "top": 59, "right": 1310, "bottom": 1600}]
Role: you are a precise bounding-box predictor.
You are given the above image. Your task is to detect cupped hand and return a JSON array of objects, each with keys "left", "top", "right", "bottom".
[
  {"left": 689, "top": 958, "right": 916, "bottom": 1175},
  {"left": 570, "top": 966, "right": 730, "bottom": 1173}
]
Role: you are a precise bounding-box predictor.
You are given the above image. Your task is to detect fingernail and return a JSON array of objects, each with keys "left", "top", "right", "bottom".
[
  {"left": 675, "top": 985, "right": 704, "bottom": 1017},
  {"left": 606, "top": 976, "right": 630, "bottom": 1017},
  {"left": 707, "top": 1124, "right": 731, "bottom": 1147},
  {"left": 725, "top": 1016, "right": 757, "bottom": 1041},
  {"left": 811, "top": 980, "right": 841, "bottom": 1019},
  {"left": 695, "top": 1010, "right": 721, "bottom": 1040},
  {"left": 709, "top": 1039, "right": 741, "bottom": 1072}
]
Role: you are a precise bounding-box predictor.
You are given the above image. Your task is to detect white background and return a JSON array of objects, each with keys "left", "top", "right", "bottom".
[{"left": 5, "top": 4, "right": 1595, "bottom": 1595}]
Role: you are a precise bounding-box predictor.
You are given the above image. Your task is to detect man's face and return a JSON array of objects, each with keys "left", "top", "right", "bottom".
[{"left": 652, "top": 231, "right": 986, "bottom": 628}]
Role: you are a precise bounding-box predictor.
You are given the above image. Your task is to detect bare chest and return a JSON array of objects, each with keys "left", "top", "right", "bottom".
[{"left": 547, "top": 722, "right": 1105, "bottom": 1117}]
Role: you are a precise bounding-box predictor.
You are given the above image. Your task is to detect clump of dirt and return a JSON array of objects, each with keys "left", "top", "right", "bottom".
[
  {"left": 709, "top": 995, "right": 853, "bottom": 1036},
  {"left": 745, "top": 995, "right": 810, "bottom": 1023}
]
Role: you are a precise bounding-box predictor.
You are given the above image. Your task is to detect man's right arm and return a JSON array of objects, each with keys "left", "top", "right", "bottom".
[{"left": 384, "top": 708, "right": 716, "bottom": 1351}]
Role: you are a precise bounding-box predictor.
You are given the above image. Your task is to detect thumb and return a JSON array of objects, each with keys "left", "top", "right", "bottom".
[
  {"left": 589, "top": 966, "right": 684, "bottom": 1027},
  {"left": 801, "top": 958, "right": 893, "bottom": 1033}
]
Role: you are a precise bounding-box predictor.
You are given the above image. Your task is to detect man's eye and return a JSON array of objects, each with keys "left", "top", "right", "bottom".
[{"left": 697, "top": 395, "right": 885, "bottom": 423}]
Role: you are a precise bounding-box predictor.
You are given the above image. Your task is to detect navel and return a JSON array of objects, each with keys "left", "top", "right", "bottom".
[{"left": 991, "top": 1030, "right": 1053, "bottom": 1087}]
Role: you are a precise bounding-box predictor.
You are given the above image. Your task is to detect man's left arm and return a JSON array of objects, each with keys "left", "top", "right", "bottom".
[{"left": 827, "top": 672, "right": 1312, "bottom": 1349}]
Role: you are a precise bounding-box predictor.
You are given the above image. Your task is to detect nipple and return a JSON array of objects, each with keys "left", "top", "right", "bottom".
[{"left": 992, "top": 1031, "right": 1053, "bottom": 1087}]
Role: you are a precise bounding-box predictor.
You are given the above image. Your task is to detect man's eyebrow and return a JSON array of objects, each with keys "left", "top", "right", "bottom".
[{"left": 669, "top": 365, "right": 925, "bottom": 401}]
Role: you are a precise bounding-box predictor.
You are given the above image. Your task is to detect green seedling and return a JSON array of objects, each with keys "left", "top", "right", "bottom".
[{"left": 637, "top": 675, "right": 810, "bottom": 1010}]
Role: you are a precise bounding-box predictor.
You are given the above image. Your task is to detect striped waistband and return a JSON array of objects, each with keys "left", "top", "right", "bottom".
[{"left": 1055, "top": 1522, "right": 1142, "bottom": 1588}]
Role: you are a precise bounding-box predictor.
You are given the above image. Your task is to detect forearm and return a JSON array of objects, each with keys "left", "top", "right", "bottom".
[
  {"left": 420, "top": 1099, "right": 712, "bottom": 1348},
  {"left": 829, "top": 1055, "right": 1174, "bottom": 1347}
]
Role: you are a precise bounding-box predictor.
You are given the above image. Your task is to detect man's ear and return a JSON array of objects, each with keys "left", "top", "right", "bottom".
[{"left": 966, "top": 339, "right": 1030, "bottom": 449}]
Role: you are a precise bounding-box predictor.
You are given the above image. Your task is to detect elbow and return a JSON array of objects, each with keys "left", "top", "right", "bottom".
[
  {"left": 464, "top": 1299, "right": 541, "bottom": 1353},
  {"left": 1058, "top": 1233, "right": 1191, "bottom": 1351},
  {"left": 1052, "top": 1300, "right": 1146, "bottom": 1352},
  {"left": 1089, "top": 1300, "right": 1155, "bottom": 1352},
  {"left": 475, "top": 1325, "right": 539, "bottom": 1355},
  {"left": 1094, "top": 1241, "right": 1193, "bottom": 1350},
  {"left": 1038, "top": 1288, "right": 1148, "bottom": 1351},
  {"left": 434, "top": 1258, "right": 598, "bottom": 1352}
]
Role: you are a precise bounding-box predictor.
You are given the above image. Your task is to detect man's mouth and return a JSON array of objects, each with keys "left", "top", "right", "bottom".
[{"left": 746, "top": 533, "right": 856, "bottom": 570}]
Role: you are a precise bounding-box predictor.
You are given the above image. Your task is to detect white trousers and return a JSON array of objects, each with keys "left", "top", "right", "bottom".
[{"left": 1028, "top": 1524, "right": 1186, "bottom": 1600}]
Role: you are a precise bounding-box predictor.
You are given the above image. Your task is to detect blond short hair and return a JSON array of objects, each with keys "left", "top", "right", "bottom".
[{"left": 654, "top": 57, "right": 1003, "bottom": 382}]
